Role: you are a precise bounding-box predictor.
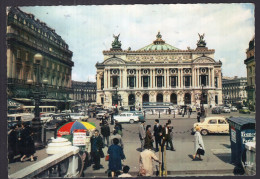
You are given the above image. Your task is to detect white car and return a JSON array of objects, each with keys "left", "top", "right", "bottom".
[
  {"left": 230, "top": 106, "right": 238, "bottom": 112},
  {"left": 96, "top": 110, "right": 109, "bottom": 120},
  {"left": 222, "top": 107, "right": 231, "bottom": 113},
  {"left": 40, "top": 113, "right": 55, "bottom": 122},
  {"left": 114, "top": 112, "right": 139, "bottom": 124},
  {"left": 69, "top": 113, "right": 89, "bottom": 121}
]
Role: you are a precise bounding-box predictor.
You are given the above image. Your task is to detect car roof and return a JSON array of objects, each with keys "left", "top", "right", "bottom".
[{"left": 205, "top": 116, "right": 226, "bottom": 120}]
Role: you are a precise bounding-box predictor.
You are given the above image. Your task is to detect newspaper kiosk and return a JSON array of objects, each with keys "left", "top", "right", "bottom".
[{"left": 228, "top": 117, "right": 255, "bottom": 167}]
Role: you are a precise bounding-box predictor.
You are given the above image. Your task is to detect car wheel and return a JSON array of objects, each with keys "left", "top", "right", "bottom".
[
  {"left": 201, "top": 129, "right": 208, "bottom": 136},
  {"left": 129, "top": 119, "right": 134, "bottom": 124}
]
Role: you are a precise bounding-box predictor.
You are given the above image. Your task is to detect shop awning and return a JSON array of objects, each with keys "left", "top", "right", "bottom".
[{"left": 12, "top": 98, "right": 32, "bottom": 102}]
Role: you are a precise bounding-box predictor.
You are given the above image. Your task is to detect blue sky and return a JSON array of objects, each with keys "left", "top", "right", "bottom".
[{"left": 20, "top": 4, "right": 255, "bottom": 82}]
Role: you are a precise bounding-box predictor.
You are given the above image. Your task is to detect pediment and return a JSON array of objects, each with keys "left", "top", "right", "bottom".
[
  {"left": 193, "top": 56, "right": 215, "bottom": 63},
  {"left": 103, "top": 57, "right": 125, "bottom": 65}
]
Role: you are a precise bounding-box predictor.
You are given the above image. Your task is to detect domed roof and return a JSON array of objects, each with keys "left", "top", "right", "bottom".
[{"left": 138, "top": 32, "right": 180, "bottom": 51}]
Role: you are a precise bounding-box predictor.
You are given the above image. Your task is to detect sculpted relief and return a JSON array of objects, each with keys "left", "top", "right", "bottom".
[{"left": 104, "top": 57, "right": 125, "bottom": 65}]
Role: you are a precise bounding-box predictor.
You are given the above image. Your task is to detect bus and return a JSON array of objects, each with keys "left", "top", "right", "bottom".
[{"left": 22, "top": 106, "right": 57, "bottom": 113}]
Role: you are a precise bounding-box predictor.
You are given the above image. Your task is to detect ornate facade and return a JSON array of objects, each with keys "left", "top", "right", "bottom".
[
  {"left": 244, "top": 36, "right": 255, "bottom": 110},
  {"left": 222, "top": 76, "right": 247, "bottom": 105},
  {"left": 71, "top": 81, "right": 96, "bottom": 106},
  {"left": 7, "top": 7, "right": 74, "bottom": 110},
  {"left": 96, "top": 32, "right": 223, "bottom": 108}
]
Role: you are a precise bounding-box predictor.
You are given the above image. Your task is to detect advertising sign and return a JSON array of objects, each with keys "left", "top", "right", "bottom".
[
  {"left": 241, "top": 130, "right": 255, "bottom": 144},
  {"left": 73, "top": 129, "right": 87, "bottom": 146},
  {"left": 231, "top": 128, "right": 236, "bottom": 143}
]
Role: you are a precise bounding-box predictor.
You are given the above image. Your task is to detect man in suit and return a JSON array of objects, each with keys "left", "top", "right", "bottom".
[
  {"left": 153, "top": 119, "right": 162, "bottom": 152},
  {"left": 91, "top": 130, "right": 104, "bottom": 170},
  {"left": 139, "top": 121, "right": 146, "bottom": 152},
  {"left": 162, "top": 122, "right": 175, "bottom": 151}
]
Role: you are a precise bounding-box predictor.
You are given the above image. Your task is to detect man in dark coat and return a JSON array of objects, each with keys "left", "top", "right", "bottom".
[
  {"left": 162, "top": 123, "right": 175, "bottom": 151},
  {"left": 153, "top": 119, "right": 162, "bottom": 152},
  {"left": 91, "top": 130, "right": 104, "bottom": 170},
  {"left": 197, "top": 111, "right": 201, "bottom": 122},
  {"left": 101, "top": 122, "right": 110, "bottom": 147}
]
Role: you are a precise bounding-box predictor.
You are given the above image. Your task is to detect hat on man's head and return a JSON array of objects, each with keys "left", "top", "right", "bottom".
[{"left": 155, "top": 119, "right": 159, "bottom": 123}]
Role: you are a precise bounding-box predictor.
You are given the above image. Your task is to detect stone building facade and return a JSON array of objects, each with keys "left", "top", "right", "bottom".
[
  {"left": 7, "top": 7, "right": 74, "bottom": 110},
  {"left": 71, "top": 81, "right": 96, "bottom": 106},
  {"left": 222, "top": 76, "right": 247, "bottom": 106},
  {"left": 244, "top": 36, "right": 255, "bottom": 110},
  {"left": 96, "top": 32, "right": 223, "bottom": 108}
]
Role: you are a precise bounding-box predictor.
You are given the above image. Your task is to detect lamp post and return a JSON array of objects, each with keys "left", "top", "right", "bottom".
[
  {"left": 200, "top": 84, "right": 205, "bottom": 117},
  {"left": 27, "top": 53, "right": 48, "bottom": 149}
]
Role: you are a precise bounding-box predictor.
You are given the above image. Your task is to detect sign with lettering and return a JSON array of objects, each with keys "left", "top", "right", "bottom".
[
  {"left": 73, "top": 130, "right": 87, "bottom": 146},
  {"left": 231, "top": 128, "right": 236, "bottom": 143},
  {"left": 241, "top": 130, "right": 255, "bottom": 144}
]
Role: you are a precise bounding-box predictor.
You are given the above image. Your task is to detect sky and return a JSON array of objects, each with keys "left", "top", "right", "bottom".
[{"left": 20, "top": 4, "right": 255, "bottom": 82}]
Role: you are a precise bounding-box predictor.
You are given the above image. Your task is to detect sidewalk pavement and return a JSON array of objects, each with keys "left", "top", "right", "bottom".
[{"left": 84, "top": 139, "right": 235, "bottom": 177}]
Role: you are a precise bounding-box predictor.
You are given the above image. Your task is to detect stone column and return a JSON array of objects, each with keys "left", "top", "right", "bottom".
[
  {"left": 209, "top": 68, "right": 211, "bottom": 87},
  {"left": 178, "top": 68, "right": 180, "bottom": 88},
  {"left": 103, "top": 69, "right": 107, "bottom": 90},
  {"left": 108, "top": 69, "right": 111, "bottom": 89},
  {"left": 164, "top": 68, "right": 167, "bottom": 88},
  {"left": 139, "top": 69, "right": 142, "bottom": 88},
  {"left": 212, "top": 68, "right": 215, "bottom": 88},
  {"left": 180, "top": 68, "right": 183, "bottom": 88},
  {"left": 123, "top": 68, "right": 127, "bottom": 89}
]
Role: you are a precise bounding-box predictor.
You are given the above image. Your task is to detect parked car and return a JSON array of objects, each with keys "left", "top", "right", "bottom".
[
  {"left": 40, "top": 113, "right": 55, "bottom": 123},
  {"left": 239, "top": 107, "right": 251, "bottom": 114},
  {"left": 193, "top": 116, "right": 229, "bottom": 135},
  {"left": 46, "top": 114, "right": 72, "bottom": 129},
  {"left": 212, "top": 107, "right": 221, "bottom": 114},
  {"left": 96, "top": 110, "right": 109, "bottom": 120},
  {"left": 126, "top": 111, "right": 145, "bottom": 122},
  {"left": 69, "top": 113, "right": 88, "bottom": 121},
  {"left": 114, "top": 112, "right": 140, "bottom": 124},
  {"left": 230, "top": 106, "right": 238, "bottom": 112},
  {"left": 222, "top": 107, "right": 231, "bottom": 113}
]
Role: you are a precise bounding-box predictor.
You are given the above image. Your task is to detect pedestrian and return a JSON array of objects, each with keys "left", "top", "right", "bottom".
[
  {"left": 162, "top": 123, "right": 175, "bottom": 151},
  {"left": 110, "top": 130, "right": 124, "bottom": 149},
  {"left": 197, "top": 111, "right": 201, "bottom": 123},
  {"left": 189, "top": 107, "right": 192, "bottom": 115},
  {"left": 118, "top": 165, "right": 132, "bottom": 178},
  {"left": 153, "top": 119, "right": 162, "bottom": 152},
  {"left": 101, "top": 121, "right": 110, "bottom": 147},
  {"left": 20, "top": 123, "right": 35, "bottom": 162},
  {"left": 139, "top": 148, "right": 161, "bottom": 176},
  {"left": 114, "top": 120, "right": 123, "bottom": 136},
  {"left": 108, "top": 138, "right": 126, "bottom": 177},
  {"left": 193, "top": 126, "right": 205, "bottom": 160},
  {"left": 8, "top": 125, "right": 18, "bottom": 163},
  {"left": 111, "top": 113, "right": 114, "bottom": 125},
  {"left": 168, "top": 108, "right": 171, "bottom": 115},
  {"left": 90, "top": 129, "right": 104, "bottom": 170},
  {"left": 138, "top": 121, "right": 146, "bottom": 152},
  {"left": 167, "top": 119, "right": 175, "bottom": 151},
  {"left": 144, "top": 125, "right": 154, "bottom": 150}
]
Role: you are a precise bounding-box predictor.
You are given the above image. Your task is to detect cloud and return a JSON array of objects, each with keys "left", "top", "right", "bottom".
[{"left": 20, "top": 4, "right": 255, "bottom": 81}]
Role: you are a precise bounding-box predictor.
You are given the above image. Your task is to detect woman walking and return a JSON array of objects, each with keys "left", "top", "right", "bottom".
[
  {"left": 20, "top": 123, "right": 35, "bottom": 162},
  {"left": 108, "top": 138, "right": 126, "bottom": 177},
  {"left": 193, "top": 126, "right": 205, "bottom": 160}
]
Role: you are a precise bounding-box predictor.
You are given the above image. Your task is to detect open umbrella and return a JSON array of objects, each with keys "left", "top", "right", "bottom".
[{"left": 57, "top": 121, "right": 96, "bottom": 137}]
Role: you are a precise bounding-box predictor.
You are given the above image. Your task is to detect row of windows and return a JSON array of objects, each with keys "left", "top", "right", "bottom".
[
  {"left": 101, "top": 75, "right": 219, "bottom": 89},
  {"left": 12, "top": 13, "right": 68, "bottom": 49}
]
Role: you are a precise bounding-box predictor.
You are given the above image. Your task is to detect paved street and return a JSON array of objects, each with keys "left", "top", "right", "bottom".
[{"left": 8, "top": 111, "right": 254, "bottom": 177}]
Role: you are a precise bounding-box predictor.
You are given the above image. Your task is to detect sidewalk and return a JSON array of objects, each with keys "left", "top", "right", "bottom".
[{"left": 84, "top": 139, "right": 235, "bottom": 177}]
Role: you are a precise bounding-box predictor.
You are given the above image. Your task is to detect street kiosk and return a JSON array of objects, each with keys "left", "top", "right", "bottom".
[{"left": 228, "top": 117, "right": 255, "bottom": 167}]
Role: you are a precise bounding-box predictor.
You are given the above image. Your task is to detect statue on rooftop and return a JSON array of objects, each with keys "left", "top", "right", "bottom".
[
  {"left": 111, "top": 34, "right": 122, "bottom": 50},
  {"left": 197, "top": 33, "right": 207, "bottom": 48}
]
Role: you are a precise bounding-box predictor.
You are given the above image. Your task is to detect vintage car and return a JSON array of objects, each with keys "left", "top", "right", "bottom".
[
  {"left": 230, "top": 106, "right": 238, "bottom": 112},
  {"left": 40, "top": 113, "right": 55, "bottom": 123},
  {"left": 114, "top": 112, "right": 140, "bottom": 124},
  {"left": 193, "top": 116, "right": 229, "bottom": 135},
  {"left": 69, "top": 113, "right": 89, "bottom": 121},
  {"left": 126, "top": 111, "right": 145, "bottom": 122},
  {"left": 96, "top": 110, "right": 109, "bottom": 120},
  {"left": 239, "top": 107, "right": 251, "bottom": 114},
  {"left": 212, "top": 107, "right": 221, "bottom": 114},
  {"left": 222, "top": 107, "right": 231, "bottom": 113}
]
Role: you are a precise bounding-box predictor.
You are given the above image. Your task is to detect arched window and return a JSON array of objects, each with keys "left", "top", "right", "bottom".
[
  {"left": 156, "top": 93, "right": 163, "bottom": 102},
  {"left": 170, "top": 93, "right": 177, "bottom": 104},
  {"left": 143, "top": 94, "right": 149, "bottom": 103},
  {"left": 128, "top": 94, "right": 135, "bottom": 106},
  {"left": 184, "top": 93, "right": 191, "bottom": 104}
]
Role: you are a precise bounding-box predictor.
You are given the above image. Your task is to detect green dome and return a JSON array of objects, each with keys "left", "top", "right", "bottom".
[{"left": 138, "top": 32, "right": 180, "bottom": 51}]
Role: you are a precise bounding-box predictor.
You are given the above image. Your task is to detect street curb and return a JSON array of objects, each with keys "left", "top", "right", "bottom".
[{"left": 85, "top": 169, "right": 235, "bottom": 177}]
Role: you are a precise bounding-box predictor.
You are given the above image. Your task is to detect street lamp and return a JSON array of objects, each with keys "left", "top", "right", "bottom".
[
  {"left": 27, "top": 53, "right": 48, "bottom": 149},
  {"left": 200, "top": 84, "right": 205, "bottom": 117}
]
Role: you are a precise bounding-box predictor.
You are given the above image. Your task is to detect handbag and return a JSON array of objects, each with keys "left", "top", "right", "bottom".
[
  {"left": 105, "top": 154, "right": 109, "bottom": 161},
  {"left": 197, "top": 147, "right": 205, "bottom": 155},
  {"left": 99, "top": 149, "right": 105, "bottom": 158}
]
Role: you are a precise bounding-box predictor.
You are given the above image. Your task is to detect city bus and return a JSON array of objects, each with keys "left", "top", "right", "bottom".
[
  {"left": 22, "top": 106, "right": 57, "bottom": 113},
  {"left": 142, "top": 102, "right": 174, "bottom": 114}
]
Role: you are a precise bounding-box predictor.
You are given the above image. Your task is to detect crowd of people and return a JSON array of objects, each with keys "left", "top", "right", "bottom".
[{"left": 8, "top": 122, "right": 36, "bottom": 163}]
